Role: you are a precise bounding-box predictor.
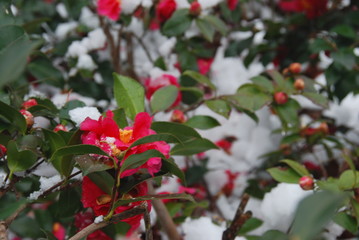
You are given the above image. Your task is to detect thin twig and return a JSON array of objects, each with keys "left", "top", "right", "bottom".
[
  {"left": 132, "top": 34, "right": 154, "bottom": 63},
  {"left": 69, "top": 207, "right": 146, "bottom": 240},
  {"left": 0, "top": 221, "right": 8, "bottom": 240},
  {"left": 222, "top": 193, "right": 252, "bottom": 240},
  {"left": 143, "top": 202, "right": 153, "bottom": 240},
  {"left": 147, "top": 182, "right": 182, "bottom": 240},
  {"left": 99, "top": 16, "right": 119, "bottom": 73}
]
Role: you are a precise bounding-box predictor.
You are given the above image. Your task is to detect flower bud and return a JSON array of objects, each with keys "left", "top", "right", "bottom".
[
  {"left": 22, "top": 99, "right": 38, "bottom": 109},
  {"left": 170, "top": 109, "right": 186, "bottom": 123},
  {"left": 54, "top": 124, "right": 68, "bottom": 132},
  {"left": 274, "top": 92, "right": 288, "bottom": 105},
  {"left": 20, "top": 109, "right": 34, "bottom": 128},
  {"left": 189, "top": 1, "right": 201, "bottom": 16},
  {"left": 294, "top": 78, "right": 305, "bottom": 91},
  {"left": 318, "top": 122, "right": 329, "bottom": 135},
  {"left": 289, "top": 62, "right": 301, "bottom": 74},
  {"left": 299, "top": 176, "right": 314, "bottom": 190},
  {"left": 0, "top": 144, "right": 6, "bottom": 157}
]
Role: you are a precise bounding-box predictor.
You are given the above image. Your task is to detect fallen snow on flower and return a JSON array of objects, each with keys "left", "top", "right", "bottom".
[{"left": 69, "top": 107, "right": 102, "bottom": 126}]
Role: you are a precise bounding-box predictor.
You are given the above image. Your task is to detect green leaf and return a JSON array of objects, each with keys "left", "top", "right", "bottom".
[
  {"left": 267, "top": 167, "right": 301, "bottom": 183},
  {"left": 0, "top": 198, "right": 27, "bottom": 220},
  {"left": 205, "top": 99, "right": 231, "bottom": 119},
  {"left": 334, "top": 212, "right": 358, "bottom": 234},
  {"left": 150, "top": 85, "right": 179, "bottom": 113},
  {"left": 251, "top": 76, "right": 274, "bottom": 93},
  {"left": 120, "top": 149, "right": 165, "bottom": 174},
  {"left": 331, "top": 25, "right": 357, "bottom": 39},
  {"left": 87, "top": 171, "right": 114, "bottom": 195},
  {"left": 237, "top": 217, "right": 263, "bottom": 235},
  {"left": 257, "top": 230, "right": 288, "bottom": 240},
  {"left": 10, "top": 216, "right": 42, "bottom": 238},
  {"left": 302, "top": 92, "right": 328, "bottom": 108},
  {"left": 274, "top": 99, "right": 300, "bottom": 129},
  {"left": 59, "top": 100, "right": 86, "bottom": 120},
  {"left": 267, "top": 70, "right": 294, "bottom": 93},
  {"left": 338, "top": 170, "right": 359, "bottom": 190},
  {"left": 113, "top": 73, "right": 145, "bottom": 120},
  {"left": 0, "top": 25, "right": 40, "bottom": 87},
  {"left": 151, "top": 121, "right": 202, "bottom": 142},
  {"left": 7, "top": 140, "right": 37, "bottom": 174},
  {"left": 180, "top": 86, "right": 204, "bottom": 104},
  {"left": 162, "top": 157, "right": 186, "bottom": 185},
  {"left": 351, "top": 199, "right": 359, "bottom": 227},
  {"left": 332, "top": 48, "right": 356, "bottom": 71},
  {"left": 75, "top": 154, "right": 112, "bottom": 175},
  {"left": 226, "top": 84, "right": 272, "bottom": 111},
  {"left": 309, "top": 38, "right": 335, "bottom": 53},
  {"left": 171, "top": 138, "right": 218, "bottom": 156},
  {"left": 196, "top": 18, "right": 215, "bottom": 42},
  {"left": 185, "top": 115, "right": 220, "bottom": 130},
  {"left": 202, "top": 15, "right": 228, "bottom": 36},
  {"left": 27, "top": 57, "right": 63, "bottom": 86},
  {"left": 129, "top": 133, "right": 182, "bottom": 149},
  {"left": 113, "top": 108, "right": 128, "bottom": 129},
  {"left": 281, "top": 159, "right": 310, "bottom": 176},
  {"left": 290, "top": 191, "right": 347, "bottom": 240},
  {"left": 42, "top": 129, "right": 66, "bottom": 156},
  {"left": 162, "top": 9, "right": 192, "bottom": 36},
  {"left": 316, "top": 178, "right": 340, "bottom": 192},
  {"left": 0, "top": 101, "right": 26, "bottom": 134},
  {"left": 183, "top": 70, "right": 216, "bottom": 90},
  {"left": 51, "top": 144, "right": 111, "bottom": 177},
  {"left": 114, "top": 193, "right": 195, "bottom": 208}
]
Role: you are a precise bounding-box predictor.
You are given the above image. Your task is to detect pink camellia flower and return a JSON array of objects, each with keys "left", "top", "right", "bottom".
[
  {"left": 81, "top": 177, "right": 150, "bottom": 235},
  {"left": 97, "top": 0, "right": 122, "bottom": 21},
  {"left": 22, "top": 99, "right": 38, "bottom": 109},
  {"left": 75, "top": 211, "right": 112, "bottom": 240},
  {"left": 54, "top": 124, "right": 68, "bottom": 132},
  {"left": 279, "top": 0, "right": 327, "bottom": 19},
  {"left": 145, "top": 74, "right": 182, "bottom": 108},
  {"left": 156, "top": 0, "right": 177, "bottom": 23},
  {"left": 227, "top": 0, "right": 238, "bottom": 10},
  {"left": 80, "top": 111, "right": 170, "bottom": 177},
  {"left": 52, "top": 222, "right": 66, "bottom": 240},
  {"left": 197, "top": 58, "right": 214, "bottom": 75}
]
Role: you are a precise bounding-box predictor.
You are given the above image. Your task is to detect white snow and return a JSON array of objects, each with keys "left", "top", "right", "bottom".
[
  {"left": 198, "top": 0, "right": 223, "bottom": 9},
  {"left": 76, "top": 54, "right": 97, "bottom": 71},
  {"left": 69, "top": 106, "right": 102, "bottom": 126},
  {"left": 122, "top": 0, "right": 141, "bottom": 14},
  {"left": 56, "top": 3, "right": 68, "bottom": 19},
  {"left": 28, "top": 175, "right": 62, "bottom": 200},
  {"left": 94, "top": 215, "right": 104, "bottom": 224},
  {"left": 55, "top": 22, "right": 78, "bottom": 40}
]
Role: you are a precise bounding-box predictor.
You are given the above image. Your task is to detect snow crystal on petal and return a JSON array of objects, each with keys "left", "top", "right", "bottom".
[{"left": 69, "top": 107, "right": 101, "bottom": 126}]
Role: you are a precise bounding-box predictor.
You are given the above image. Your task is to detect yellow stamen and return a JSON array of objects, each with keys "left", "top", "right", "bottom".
[
  {"left": 96, "top": 194, "right": 112, "bottom": 205},
  {"left": 120, "top": 129, "right": 133, "bottom": 144}
]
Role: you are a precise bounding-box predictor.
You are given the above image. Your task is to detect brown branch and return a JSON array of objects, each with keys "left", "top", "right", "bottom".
[
  {"left": 147, "top": 182, "right": 182, "bottom": 240},
  {"left": 222, "top": 193, "right": 252, "bottom": 240},
  {"left": 0, "top": 221, "right": 8, "bottom": 240},
  {"left": 125, "top": 33, "right": 138, "bottom": 80},
  {"left": 143, "top": 202, "right": 153, "bottom": 240},
  {"left": 69, "top": 207, "right": 147, "bottom": 240}
]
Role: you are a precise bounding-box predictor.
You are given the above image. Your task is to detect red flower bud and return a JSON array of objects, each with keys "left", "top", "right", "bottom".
[
  {"left": 170, "top": 109, "right": 186, "bottom": 123},
  {"left": 54, "top": 124, "right": 68, "bottom": 132},
  {"left": 299, "top": 176, "right": 314, "bottom": 190},
  {"left": 189, "top": 1, "right": 201, "bottom": 16},
  {"left": 156, "top": 0, "right": 177, "bottom": 23},
  {"left": 289, "top": 62, "right": 301, "bottom": 74},
  {"left": 274, "top": 92, "right": 288, "bottom": 105},
  {"left": 22, "top": 99, "right": 38, "bottom": 109},
  {"left": 20, "top": 109, "right": 34, "bottom": 128},
  {"left": 0, "top": 144, "right": 6, "bottom": 157},
  {"left": 294, "top": 78, "right": 305, "bottom": 91},
  {"left": 227, "top": 0, "right": 238, "bottom": 11}
]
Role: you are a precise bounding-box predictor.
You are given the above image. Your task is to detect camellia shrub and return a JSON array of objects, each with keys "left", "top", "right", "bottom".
[{"left": 0, "top": 0, "right": 358, "bottom": 239}]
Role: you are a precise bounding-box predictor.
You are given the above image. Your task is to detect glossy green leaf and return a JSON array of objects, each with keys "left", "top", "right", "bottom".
[
  {"left": 113, "top": 108, "right": 128, "bottom": 129},
  {"left": 302, "top": 92, "right": 329, "bottom": 108},
  {"left": 0, "top": 101, "right": 26, "bottom": 134},
  {"left": 226, "top": 84, "right": 272, "bottom": 111},
  {"left": 42, "top": 129, "right": 66, "bottom": 157},
  {"left": 120, "top": 149, "right": 165, "bottom": 174},
  {"left": 281, "top": 159, "right": 310, "bottom": 176},
  {"left": 237, "top": 217, "right": 263, "bottom": 235},
  {"left": 114, "top": 193, "right": 195, "bottom": 208},
  {"left": 0, "top": 198, "right": 27, "bottom": 219},
  {"left": 183, "top": 70, "right": 216, "bottom": 90},
  {"left": 290, "top": 191, "right": 347, "bottom": 240},
  {"left": 257, "top": 230, "right": 288, "bottom": 240},
  {"left": 87, "top": 171, "right": 114, "bottom": 195},
  {"left": 162, "top": 157, "right": 186, "bottom": 185},
  {"left": 267, "top": 167, "right": 301, "bottom": 183},
  {"left": 185, "top": 115, "right": 220, "bottom": 130},
  {"left": 338, "top": 170, "right": 359, "bottom": 190},
  {"left": 334, "top": 212, "right": 358, "bottom": 234},
  {"left": 75, "top": 154, "right": 112, "bottom": 176},
  {"left": 7, "top": 140, "right": 37, "bottom": 175},
  {"left": 162, "top": 9, "right": 192, "bottom": 36},
  {"left": 205, "top": 99, "right": 231, "bottom": 118},
  {"left": 332, "top": 48, "right": 356, "bottom": 71},
  {"left": 171, "top": 138, "right": 218, "bottom": 156},
  {"left": 113, "top": 73, "right": 145, "bottom": 120},
  {"left": 129, "top": 133, "right": 182, "bottom": 149},
  {"left": 202, "top": 15, "right": 228, "bottom": 36},
  {"left": 274, "top": 99, "right": 300, "bottom": 129},
  {"left": 196, "top": 18, "right": 215, "bottom": 42},
  {"left": 331, "top": 25, "right": 356, "bottom": 39},
  {"left": 150, "top": 85, "right": 179, "bottom": 113},
  {"left": 27, "top": 57, "right": 63, "bottom": 86},
  {"left": 151, "top": 121, "right": 202, "bottom": 141},
  {"left": 251, "top": 75, "right": 274, "bottom": 93},
  {"left": 267, "top": 70, "right": 294, "bottom": 93}
]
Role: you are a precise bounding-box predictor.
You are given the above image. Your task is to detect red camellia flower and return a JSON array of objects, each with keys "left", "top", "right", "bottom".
[
  {"left": 279, "top": 0, "right": 327, "bottom": 19},
  {"left": 54, "top": 124, "right": 68, "bottom": 132},
  {"left": 189, "top": 1, "right": 201, "bottom": 16},
  {"left": 52, "top": 222, "right": 66, "bottom": 240},
  {"left": 20, "top": 109, "right": 34, "bottom": 128},
  {"left": 81, "top": 177, "right": 151, "bottom": 235},
  {"left": 75, "top": 211, "right": 112, "bottom": 240},
  {"left": 222, "top": 170, "right": 239, "bottom": 197},
  {"left": 227, "top": 0, "right": 239, "bottom": 11},
  {"left": 97, "top": 0, "right": 122, "bottom": 21},
  {"left": 22, "top": 99, "right": 38, "bottom": 109},
  {"left": 80, "top": 111, "right": 170, "bottom": 177},
  {"left": 197, "top": 58, "right": 214, "bottom": 75},
  {"left": 145, "top": 74, "right": 182, "bottom": 108},
  {"left": 156, "top": 0, "right": 177, "bottom": 23}
]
